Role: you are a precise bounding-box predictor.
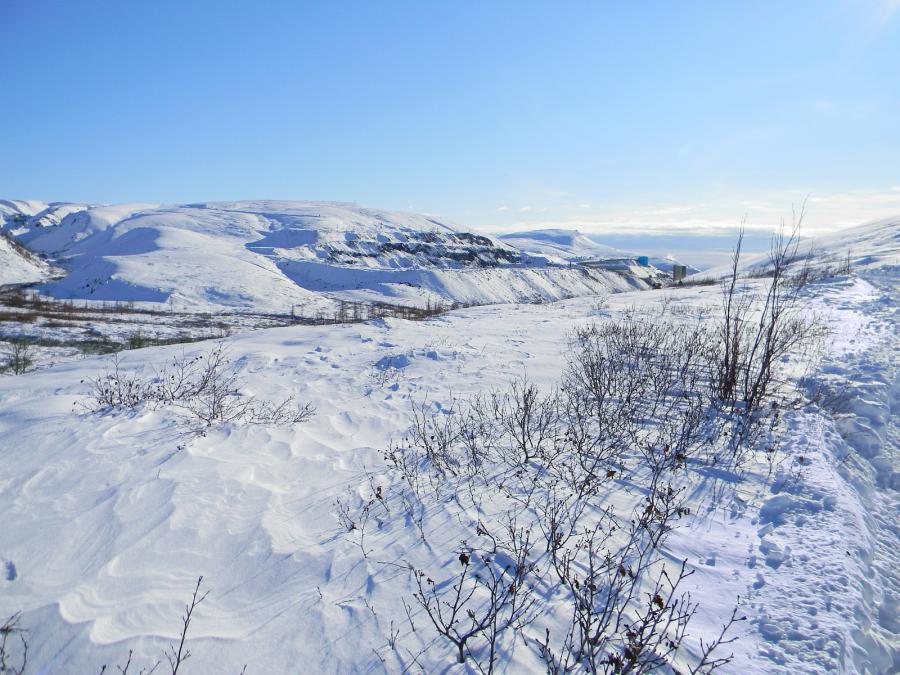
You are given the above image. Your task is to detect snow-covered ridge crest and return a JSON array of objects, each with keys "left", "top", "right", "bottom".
[
  {"left": 0, "top": 200, "right": 656, "bottom": 311},
  {"left": 2, "top": 200, "right": 519, "bottom": 267},
  {"left": 694, "top": 216, "right": 900, "bottom": 281}
]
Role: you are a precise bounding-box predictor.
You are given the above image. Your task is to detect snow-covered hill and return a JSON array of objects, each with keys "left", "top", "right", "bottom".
[
  {"left": 499, "top": 228, "right": 697, "bottom": 275},
  {"left": 695, "top": 217, "right": 899, "bottom": 281},
  {"left": 498, "top": 228, "right": 621, "bottom": 261},
  {"left": 0, "top": 201, "right": 654, "bottom": 312}
]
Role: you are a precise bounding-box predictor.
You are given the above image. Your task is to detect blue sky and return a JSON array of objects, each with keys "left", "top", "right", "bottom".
[{"left": 2, "top": 0, "right": 899, "bottom": 245}]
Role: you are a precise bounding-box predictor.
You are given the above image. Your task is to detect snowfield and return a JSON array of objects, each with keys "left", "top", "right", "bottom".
[{"left": 0, "top": 217, "right": 897, "bottom": 674}]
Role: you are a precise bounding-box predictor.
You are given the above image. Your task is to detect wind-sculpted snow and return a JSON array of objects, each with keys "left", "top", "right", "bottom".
[{"left": 1, "top": 200, "right": 653, "bottom": 311}]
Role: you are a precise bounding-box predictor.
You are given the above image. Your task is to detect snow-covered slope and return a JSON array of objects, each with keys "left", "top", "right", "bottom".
[
  {"left": 1, "top": 201, "right": 651, "bottom": 312},
  {"left": 499, "top": 228, "right": 696, "bottom": 274},
  {"left": 0, "top": 218, "right": 897, "bottom": 673},
  {"left": 0, "top": 231, "right": 53, "bottom": 286},
  {"left": 808, "top": 216, "right": 899, "bottom": 272},
  {"left": 696, "top": 216, "right": 899, "bottom": 281},
  {"left": 0, "top": 199, "right": 92, "bottom": 235},
  {"left": 498, "top": 228, "right": 621, "bottom": 262}
]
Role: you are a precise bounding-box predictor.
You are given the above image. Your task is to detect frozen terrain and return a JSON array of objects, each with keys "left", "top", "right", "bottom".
[
  {"left": 0, "top": 201, "right": 658, "bottom": 314},
  {"left": 0, "top": 202, "right": 56, "bottom": 285},
  {"left": 0, "top": 216, "right": 897, "bottom": 674},
  {"left": 0, "top": 232, "right": 51, "bottom": 286}
]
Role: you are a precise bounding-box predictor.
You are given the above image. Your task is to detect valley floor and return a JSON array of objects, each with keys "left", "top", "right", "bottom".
[{"left": 0, "top": 270, "right": 896, "bottom": 673}]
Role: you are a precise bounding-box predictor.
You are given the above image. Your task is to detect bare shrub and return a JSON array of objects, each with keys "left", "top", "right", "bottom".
[
  {"left": 534, "top": 456, "right": 718, "bottom": 672},
  {"left": 711, "top": 212, "right": 827, "bottom": 419},
  {"left": 406, "top": 399, "right": 462, "bottom": 475},
  {"left": 413, "top": 527, "right": 537, "bottom": 670},
  {"left": 0, "top": 613, "right": 27, "bottom": 675},
  {"left": 165, "top": 576, "right": 208, "bottom": 674},
  {"left": 332, "top": 478, "right": 390, "bottom": 559},
  {"left": 372, "top": 341, "right": 742, "bottom": 672},
  {"left": 82, "top": 353, "right": 153, "bottom": 408},
  {"left": 487, "top": 377, "right": 559, "bottom": 466},
  {"left": 2, "top": 340, "right": 35, "bottom": 375},
  {"left": 353, "top": 283, "right": 795, "bottom": 672},
  {"left": 565, "top": 318, "right": 714, "bottom": 471},
  {"left": 83, "top": 342, "right": 314, "bottom": 429},
  {"left": 539, "top": 558, "right": 716, "bottom": 674}
]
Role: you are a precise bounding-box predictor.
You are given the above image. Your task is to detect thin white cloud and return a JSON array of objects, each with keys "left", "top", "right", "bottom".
[
  {"left": 811, "top": 98, "right": 876, "bottom": 120},
  {"left": 843, "top": 0, "right": 900, "bottom": 51},
  {"left": 496, "top": 206, "right": 510, "bottom": 212},
  {"left": 482, "top": 187, "right": 900, "bottom": 237},
  {"left": 873, "top": 0, "right": 900, "bottom": 30},
  {"left": 738, "top": 200, "right": 782, "bottom": 214},
  {"left": 487, "top": 217, "right": 753, "bottom": 237}
]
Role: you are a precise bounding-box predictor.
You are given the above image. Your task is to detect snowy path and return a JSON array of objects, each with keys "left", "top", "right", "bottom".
[{"left": 713, "top": 273, "right": 898, "bottom": 673}]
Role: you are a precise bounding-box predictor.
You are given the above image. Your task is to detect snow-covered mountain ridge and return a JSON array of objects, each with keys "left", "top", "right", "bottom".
[{"left": 1, "top": 200, "right": 660, "bottom": 311}]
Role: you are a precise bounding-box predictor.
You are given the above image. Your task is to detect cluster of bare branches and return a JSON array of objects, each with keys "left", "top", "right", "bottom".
[
  {"left": 413, "top": 526, "right": 538, "bottom": 670},
  {"left": 712, "top": 212, "right": 826, "bottom": 419},
  {"left": 0, "top": 613, "right": 27, "bottom": 675},
  {"left": 363, "top": 336, "right": 747, "bottom": 671},
  {"left": 82, "top": 342, "right": 314, "bottom": 429},
  {"left": 332, "top": 471, "right": 393, "bottom": 559},
  {"left": 82, "top": 353, "right": 150, "bottom": 409},
  {"left": 539, "top": 559, "right": 703, "bottom": 674},
  {"left": 1, "top": 340, "right": 35, "bottom": 375}
]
